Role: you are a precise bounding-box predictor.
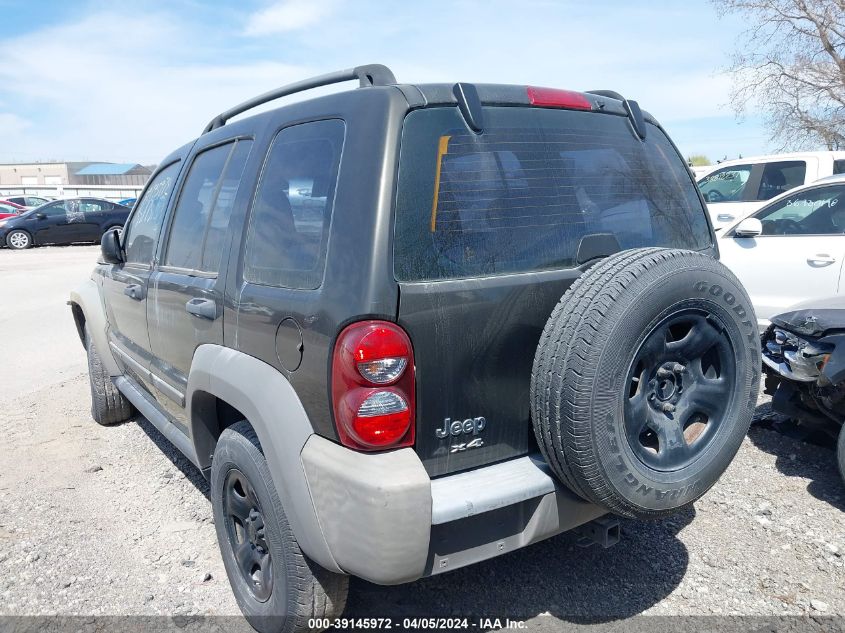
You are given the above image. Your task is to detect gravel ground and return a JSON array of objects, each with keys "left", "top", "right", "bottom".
[{"left": 2, "top": 247, "right": 845, "bottom": 630}]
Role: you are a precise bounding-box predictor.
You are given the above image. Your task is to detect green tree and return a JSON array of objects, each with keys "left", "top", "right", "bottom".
[{"left": 687, "top": 154, "right": 712, "bottom": 166}]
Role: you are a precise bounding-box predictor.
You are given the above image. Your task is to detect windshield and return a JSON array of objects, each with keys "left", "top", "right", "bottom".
[{"left": 394, "top": 106, "right": 712, "bottom": 282}]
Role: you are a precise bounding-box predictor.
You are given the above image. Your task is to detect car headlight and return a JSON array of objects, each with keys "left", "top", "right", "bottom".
[
  {"left": 763, "top": 327, "right": 833, "bottom": 382},
  {"left": 0, "top": 221, "right": 8, "bottom": 228}
]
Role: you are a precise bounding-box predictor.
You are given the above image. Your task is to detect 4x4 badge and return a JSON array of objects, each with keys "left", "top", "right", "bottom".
[{"left": 436, "top": 416, "right": 486, "bottom": 439}]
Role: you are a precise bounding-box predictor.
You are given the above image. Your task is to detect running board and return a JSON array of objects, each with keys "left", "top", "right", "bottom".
[{"left": 113, "top": 375, "right": 200, "bottom": 469}]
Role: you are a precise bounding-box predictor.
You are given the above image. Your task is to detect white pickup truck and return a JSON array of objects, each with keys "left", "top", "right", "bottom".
[{"left": 697, "top": 151, "right": 845, "bottom": 231}]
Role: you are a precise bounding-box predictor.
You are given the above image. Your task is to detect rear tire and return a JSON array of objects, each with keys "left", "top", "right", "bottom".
[
  {"left": 531, "top": 248, "right": 760, "bottom": 519},
  {"left": 837, "top": 423, "right": 845, "bottom": 486},
  {"left": 6, "top": 229, "right": 31, "bottom": 249},
  {"left": 211, "top": 421, "right": 348, "bottom": 633},
  {"left": 85, "top": 324, "right": 134, "bottom": 425}
]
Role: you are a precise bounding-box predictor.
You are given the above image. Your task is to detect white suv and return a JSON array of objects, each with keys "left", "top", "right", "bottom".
[{"left": 697, "top": 151, "right": 845, "bottom": 231}]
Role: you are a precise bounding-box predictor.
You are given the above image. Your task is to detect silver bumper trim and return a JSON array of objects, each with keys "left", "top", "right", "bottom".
[{"left": 430, "top": 454, "right": 557, "bottom": 525}]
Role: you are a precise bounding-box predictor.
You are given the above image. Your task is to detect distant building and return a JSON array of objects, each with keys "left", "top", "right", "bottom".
[{"left": 0, "top": 162, "right": 152, "bottom": 187}]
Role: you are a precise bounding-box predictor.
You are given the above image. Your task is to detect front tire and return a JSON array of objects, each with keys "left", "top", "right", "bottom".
[
  {"left": 85, "top": 324, "right": 134, "bottom": 425},
  {"left": 6, "top": 229, "right": 32, "bottom": 249},
  {"left": 837, "top": 423, "right": 845, "bottom": 486},
  {"left": 211, "top": 421, "right": 348, "bottom": 633}
]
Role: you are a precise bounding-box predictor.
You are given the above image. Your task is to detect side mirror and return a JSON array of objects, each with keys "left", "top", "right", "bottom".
[
  {"left": 100, "top": 228, "right": 124, "bottom": 264},
  {"left": 34, "top": 212, "right": 46, "bottom": 220},
  {"left": 734, "top": 217, "right": 762, "bottom": 238}
]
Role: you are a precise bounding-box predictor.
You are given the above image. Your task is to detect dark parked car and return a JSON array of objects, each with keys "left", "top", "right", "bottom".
[
  {"left": 0, "top": 197, "right": 129, "bottom": 249},
  {"left": 69, "top": 65, "right": 759, "bottom": 631}
]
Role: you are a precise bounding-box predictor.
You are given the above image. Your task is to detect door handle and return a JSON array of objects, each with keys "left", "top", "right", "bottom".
[
  {"left": 807, "top": 254, "right": 836, "bottom": 266},
  {"left": 123, "top": 284, "right": 144, "bottom": 300},
  {"left": 185, "top": 297, "right": 218, "bottom": 320}
]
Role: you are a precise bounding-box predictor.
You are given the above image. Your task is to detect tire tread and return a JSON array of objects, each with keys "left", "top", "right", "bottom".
[
  {"left": 85, "top": 324, "right": 133, "bottom": 426},
  {"left": 531, "top": 248, "right": 758, "bottom": 518}
]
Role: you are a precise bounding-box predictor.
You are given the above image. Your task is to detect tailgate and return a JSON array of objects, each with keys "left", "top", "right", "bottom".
[
  {"left": 393, "top": 103, "right": 712, "bottom": 477},
  {"left": 398, "top": 271, "right": 580, "bottom": 477}
]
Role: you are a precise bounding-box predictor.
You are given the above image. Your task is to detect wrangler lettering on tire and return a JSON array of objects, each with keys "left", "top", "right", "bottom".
[{"left": 531, "top": 248, "right": 760, "bottom": 519}]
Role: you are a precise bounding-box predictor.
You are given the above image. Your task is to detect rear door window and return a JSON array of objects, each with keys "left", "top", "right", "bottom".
[
  {"left": 756, "top": 161, "right": 806, "bottom": 201},
  {"left": 163, "top": 139, "right": 253, "bottom": 273},
  {"left": 243, "top": 119, "right": 345, "bottom": 290},
  {"left": 201, "top": 141, "right": 252, "bottom": 272},
  {"left": 79, "top": 199, "right": 109, "bottom": 214},
  {"left": 697, "top": 164, "right": 752, "bottom": 203},
  {"left": 395, "top": 107, "right": 711, "bottom": 282}
]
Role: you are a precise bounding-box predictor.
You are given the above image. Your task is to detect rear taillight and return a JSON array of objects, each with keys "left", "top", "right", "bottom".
[
  {"left": 527, "top": 86, "right": 592, "bottom": 111},
  {"left": 331, "top": 321, "right": 415, "bottom": 450}
]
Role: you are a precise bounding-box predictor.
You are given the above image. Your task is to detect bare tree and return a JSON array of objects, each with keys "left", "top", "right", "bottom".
[{"left": 714, "top": 0, "right": 845, "bottom": 149}]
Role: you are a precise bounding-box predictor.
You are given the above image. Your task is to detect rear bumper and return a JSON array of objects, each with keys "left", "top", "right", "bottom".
[{"left": 300, "top": 436, "right": 605, "bottom": 585}]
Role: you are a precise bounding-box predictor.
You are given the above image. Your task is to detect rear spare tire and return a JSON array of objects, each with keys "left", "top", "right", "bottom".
[{"left": 531, "top": 248, "right": 760, "bottom": 519}]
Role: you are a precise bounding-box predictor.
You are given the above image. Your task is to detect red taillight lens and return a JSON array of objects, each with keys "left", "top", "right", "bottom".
[
  {"left": 527, "top": 86, "right": 592, "bottom": 111},
  {"left": 331, "top": 321, "right": 415, "bottom": 450}
]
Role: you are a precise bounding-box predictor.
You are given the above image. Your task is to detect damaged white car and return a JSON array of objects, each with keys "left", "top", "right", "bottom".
[{"left": 762, "top": 295, "right": 845, "bottom": 482}]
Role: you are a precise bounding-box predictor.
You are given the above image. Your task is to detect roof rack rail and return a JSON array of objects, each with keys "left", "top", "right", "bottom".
[{"left": 202, "top": 63, "right": 396, "bottom": 134}]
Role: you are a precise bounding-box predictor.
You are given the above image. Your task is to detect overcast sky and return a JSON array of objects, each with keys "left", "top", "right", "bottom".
[{"left": 0, "top": 0, "right": 775, "bottom": 165}]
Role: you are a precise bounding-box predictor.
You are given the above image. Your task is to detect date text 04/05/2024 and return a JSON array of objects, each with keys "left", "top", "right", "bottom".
[{"left": 307, "top": 618, "right": 527, "bottom": 629}]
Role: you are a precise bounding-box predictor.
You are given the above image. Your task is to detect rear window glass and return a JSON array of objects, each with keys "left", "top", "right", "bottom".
[{"left": 394, "top": 107, "right": 711, "bottom": 282}]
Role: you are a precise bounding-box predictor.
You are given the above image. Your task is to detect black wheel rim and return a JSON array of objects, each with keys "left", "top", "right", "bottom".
[
  {"left": 624, "top": 309, "right": 735, "bottom": 472},
  {"left": 223, "top": 469, "right": 274, "bottom": 602}
]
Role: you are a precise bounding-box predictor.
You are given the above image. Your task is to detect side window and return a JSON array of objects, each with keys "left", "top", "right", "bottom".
[
  {"left": 756, "top": 161, "right": 806, "bottom": 201},
  {"left": 243, "top": 119, "right": 345, "bottom": 290},
  {"left": 40, "top": 201, "right": 68, "bottom": 217},
  {"left": 834, "top": 159, "right": 845, "bottom": 175},
  {"left": 80, "top": 200, "right": 108, "bottom": 214},
  {"left": 697, "top": 165, "right": 752, "bottom": 203},
  {"left": 754, "top": 184, "right": 845, "bottom": 235},
  {"left": 163, "top": 139, "right": 252, "bottom": 273},
  {"left": 123, "top": 162, "right": 181, "bottom": 265},
  {"left": 201, "top": 141, "right": 253, "bottom": 272}
]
